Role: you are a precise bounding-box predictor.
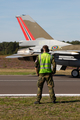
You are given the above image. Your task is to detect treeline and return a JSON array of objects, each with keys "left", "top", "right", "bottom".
[
  {"left": 63, "top": 40, "right": 80, "bottom": 45},
  {"left": 0, "top": 42, "right": 19, "bottom": 55},
  {"left": 0, "top": 40, "right": 80, "bottom": 55}
]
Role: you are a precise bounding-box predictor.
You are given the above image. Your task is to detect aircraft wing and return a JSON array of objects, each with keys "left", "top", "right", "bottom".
[
  {"left": 6, "top": 53, "right": 39, "bottom": 58},
  {"left": 6, "top": 54, "right": 24, "bottom": 58},
  {"left": 52, "top": 50, "right": 80, "bottom": 55},
  {"left": 6, "top": 47, "right": 41, "bottom": 59},
  {"left": 52, "top": 50, "right": 80, "bottom": 60}
]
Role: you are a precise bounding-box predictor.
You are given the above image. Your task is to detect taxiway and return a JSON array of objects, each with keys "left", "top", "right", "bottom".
[{"left": 0, "top": 75, "right": 80, "bottom": 95}]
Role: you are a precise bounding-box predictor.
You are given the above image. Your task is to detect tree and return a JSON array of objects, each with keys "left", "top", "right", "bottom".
[{"left": 0, "top": 42, "right": 19, "bottom": 55}]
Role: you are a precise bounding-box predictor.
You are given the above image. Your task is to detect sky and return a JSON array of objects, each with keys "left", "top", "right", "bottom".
[{"left": 0, "top": 0, "right": 80, "bottom": 42}]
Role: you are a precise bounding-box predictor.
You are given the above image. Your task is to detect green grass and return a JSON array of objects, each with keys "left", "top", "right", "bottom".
[
  {"left": 0, "top": 96, "right": 80, "bottom": 120},
  {"left": 0, "top": 68, "right": 72, "bottom": 75},
  {"left": 0, "top": 69, "right": 36, "bottom": 75},
  {"left": 0, "top": 72, "right": 36, "bottom": 75}
]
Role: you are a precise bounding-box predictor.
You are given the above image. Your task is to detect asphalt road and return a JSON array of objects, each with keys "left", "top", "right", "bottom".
[{"left": 0, "top": 75, "right": 80, "bottom": 94}]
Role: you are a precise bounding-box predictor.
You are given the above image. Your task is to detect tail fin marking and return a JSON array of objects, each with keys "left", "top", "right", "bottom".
[{"left": 16, "top": 17, "right": 35, "bottom": 41}]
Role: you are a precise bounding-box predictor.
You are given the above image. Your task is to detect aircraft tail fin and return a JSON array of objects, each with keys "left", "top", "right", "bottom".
[
  {"left": 16, "top": 15, "right": 53, "bottom": 41},
  {"left": 16, "top": 16, "right": 35, "bottom": 41}
]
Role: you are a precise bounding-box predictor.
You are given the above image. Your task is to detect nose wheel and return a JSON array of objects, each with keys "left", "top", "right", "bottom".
[{"left": 71, "top": 69, "right": 79, "bottom": 78}]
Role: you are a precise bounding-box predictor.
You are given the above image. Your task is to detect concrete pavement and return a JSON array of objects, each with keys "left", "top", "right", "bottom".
[{"left": 0, "top": 75, "right": 80, "bottom": 95}]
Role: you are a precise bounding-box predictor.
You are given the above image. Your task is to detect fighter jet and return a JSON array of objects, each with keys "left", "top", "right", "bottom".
[{"left": 6, "top": 15, "right": 80, "bottom": 77}]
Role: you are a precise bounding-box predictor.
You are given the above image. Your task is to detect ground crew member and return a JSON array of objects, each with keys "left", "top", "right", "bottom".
[{"left": 34, "top": 45, "right": 56, "bottom": 104}]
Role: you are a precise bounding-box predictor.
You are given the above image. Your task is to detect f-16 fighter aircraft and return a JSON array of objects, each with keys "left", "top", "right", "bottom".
[{"left": 6, "top": 15, "right": 80, "bottom": 77}]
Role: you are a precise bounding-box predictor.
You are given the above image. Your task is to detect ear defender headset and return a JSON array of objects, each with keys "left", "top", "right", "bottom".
[
  {"left": 41, "top": 45, "right": 49, "bottom": 53},
  {"left": 41, "top": 48, "right": 43, "bottom": 53},
  {"left": 47, "top": 48, "right": 49, "bottom": 52}
]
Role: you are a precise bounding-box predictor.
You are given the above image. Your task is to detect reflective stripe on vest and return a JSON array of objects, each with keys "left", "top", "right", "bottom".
[{"left": 39, "top": 53, "right": 53, "bottom": 73}]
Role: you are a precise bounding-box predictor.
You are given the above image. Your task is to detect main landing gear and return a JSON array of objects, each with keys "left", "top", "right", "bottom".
[{"left": 71, "top": 68, "right": 80, "bottom": 78}]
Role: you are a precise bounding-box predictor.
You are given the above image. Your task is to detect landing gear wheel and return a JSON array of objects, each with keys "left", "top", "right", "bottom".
[{"left": 71, "top": 69, "right": 79, "bottom": 78}]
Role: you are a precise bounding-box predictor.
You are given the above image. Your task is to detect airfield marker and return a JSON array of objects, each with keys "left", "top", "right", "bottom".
[{"left": 0, "top": 94, "right": 80, "bottom": 97}]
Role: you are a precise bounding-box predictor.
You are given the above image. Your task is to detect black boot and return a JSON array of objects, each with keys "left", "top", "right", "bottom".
[
  {"left": 52, "top": 100, "right": 56, "bottom": 103},
  {"left": 34, "top": 101, "right": 40, "bottom": 104}
]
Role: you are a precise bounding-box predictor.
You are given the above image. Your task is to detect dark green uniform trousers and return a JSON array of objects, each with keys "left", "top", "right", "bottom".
[{"left": 36, "top": 74, "right": 56, "bottom": 102}]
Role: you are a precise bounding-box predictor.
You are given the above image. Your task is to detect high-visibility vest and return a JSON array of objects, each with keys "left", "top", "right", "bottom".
[{"left": 39, "top": 53, "right": 53, "bottom": 74}]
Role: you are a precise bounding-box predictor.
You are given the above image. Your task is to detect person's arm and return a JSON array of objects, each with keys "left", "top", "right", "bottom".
[
  {"left": 52, "top": 56, "right": 56, "bottom": 75},
  {"left": 35, "top": 68, "right": 39, "bottom": 76},
  {"left": 35, "top": 56, "right": 39, "bottom": 76}
]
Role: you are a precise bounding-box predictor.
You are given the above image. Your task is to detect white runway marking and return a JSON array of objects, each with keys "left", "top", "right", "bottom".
[
  {"left": 0, "top": 94, "right": 80, "bottom": 97},
  {"left": 0, "top": 80, "right": 80, "bottom": 82},
  {"left": 0, "top": 80, "right": 37, "bottom": 82}
]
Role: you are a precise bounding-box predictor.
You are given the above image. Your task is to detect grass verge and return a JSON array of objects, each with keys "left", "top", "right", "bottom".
[
  {"left": 0, "top": 69, "right": 36, "bottom": 75},
  {"left": 0, "top": 68, "right": 72, "bottom": 75},
  {"left": 0, "top": 96, "right": 80, "bottom": 120}
]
